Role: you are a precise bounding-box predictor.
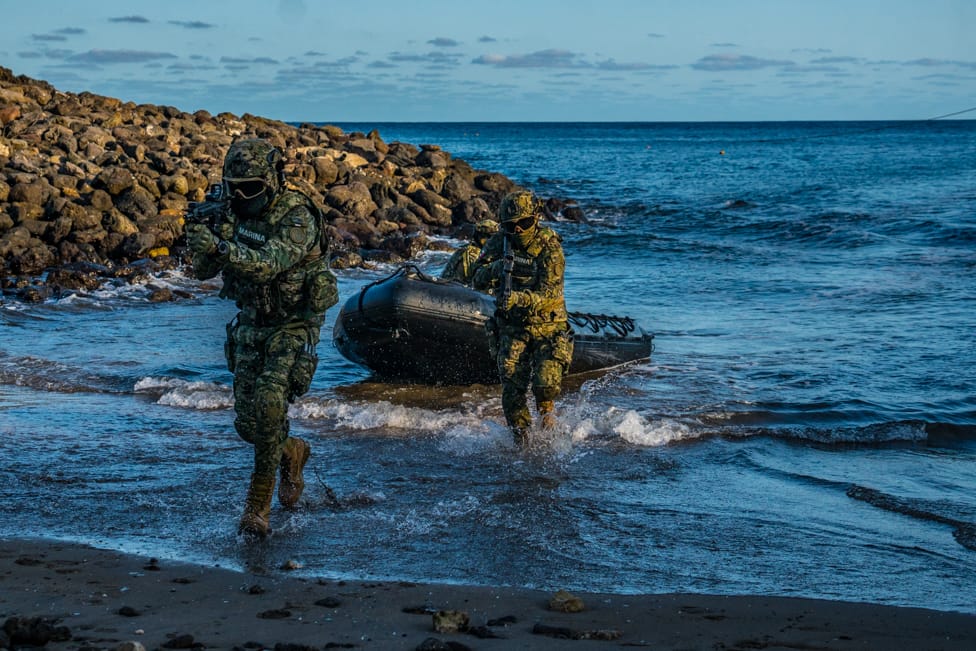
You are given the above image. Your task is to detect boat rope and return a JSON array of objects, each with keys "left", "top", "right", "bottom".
[
  {"left": 356, "top": 267, "right": 402, "bottom": 316},
  {"left": 355, "top": 264, "right": 442, "bottom": 323},
  {"left": 399, "top": 263, "right": 441, "bottom": 283},
  {"left": 568, "top": 312, "right": 636, "bottom": 337}
]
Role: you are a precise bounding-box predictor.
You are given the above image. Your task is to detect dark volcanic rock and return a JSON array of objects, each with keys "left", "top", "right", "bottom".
[{"left": 0, "top": 65, "right": 569, "bottom": 298}]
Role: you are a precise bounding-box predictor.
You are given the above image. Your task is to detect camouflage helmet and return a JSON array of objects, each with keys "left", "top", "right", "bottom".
[
  {"left": 474, "top": 219, "right": 499, "bottom": 237},
  {"left": 222, "top": 138, "right": 284, "bottom": 193},
  {"left": 498, "top": 191, "right": 541, "bottom": 225}
]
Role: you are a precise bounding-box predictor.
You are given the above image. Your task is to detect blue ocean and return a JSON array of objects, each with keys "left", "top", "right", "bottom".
[{"left": 2, "top": 121, "right": 974, "bottom": 613}]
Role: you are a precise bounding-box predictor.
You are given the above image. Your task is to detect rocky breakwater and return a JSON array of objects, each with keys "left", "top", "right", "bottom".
[{"left": 0, "top": 66, "right": 581, "bottom": 302}]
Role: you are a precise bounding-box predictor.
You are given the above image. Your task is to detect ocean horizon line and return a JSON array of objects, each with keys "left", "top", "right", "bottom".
[{"left": 313, "top": 118, "right": 975, "bottom": 126}]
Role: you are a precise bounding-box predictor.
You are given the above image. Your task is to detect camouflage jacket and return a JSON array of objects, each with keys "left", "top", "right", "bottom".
[
  {"left": 472, "top": 227, "right": 568, "bottom": 329},
  {"left": 440, "top": 242, "right": 482, "bottom": 284},
  {"left": 191, "top": 189, "right": 337, "bottom": 327}
]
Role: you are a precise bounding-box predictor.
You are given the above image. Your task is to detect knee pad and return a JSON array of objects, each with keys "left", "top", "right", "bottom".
[{"left": 254, "top": 380, "right": 288, "bottom": 431}]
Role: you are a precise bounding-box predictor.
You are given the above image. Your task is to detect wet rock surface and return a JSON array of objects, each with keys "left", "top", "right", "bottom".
[{"left": 0, "top": 66, "right": 580, "bottom": 301}]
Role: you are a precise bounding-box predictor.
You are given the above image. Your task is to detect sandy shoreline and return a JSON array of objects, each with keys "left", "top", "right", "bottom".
[{"left": 1, "top": 538, "right": 973, "bottom": 650}]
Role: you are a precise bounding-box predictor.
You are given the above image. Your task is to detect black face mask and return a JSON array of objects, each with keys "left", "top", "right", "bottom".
[{"left": 231, "top": 193, "right": 270, "bottom": 219}]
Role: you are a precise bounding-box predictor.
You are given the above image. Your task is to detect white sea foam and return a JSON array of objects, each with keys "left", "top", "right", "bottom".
[
  {"left": 292, "top": 397, "right": 491, "bottom": 433},
  {"left": 569, "top": 406, "right": 699, "bottom": 447},
  {"left": 134, "top": 376, "right": 233, "bottom": 409}
]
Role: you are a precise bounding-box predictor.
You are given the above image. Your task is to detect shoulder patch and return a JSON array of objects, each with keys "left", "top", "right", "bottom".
[{"left": 287, "top": 225, "right": 308, "bottom": 244}]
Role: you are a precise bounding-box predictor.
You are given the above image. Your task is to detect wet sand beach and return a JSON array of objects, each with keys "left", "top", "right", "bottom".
[{"left": 1, "top": 539, "right": 973, "bottom": 650}]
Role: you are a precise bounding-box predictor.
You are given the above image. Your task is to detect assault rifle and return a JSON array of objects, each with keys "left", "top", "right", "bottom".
[
  {"left": 498, "top": 234, "right": 514, "bottom": 310},
  {"left": 185, "top": 183, "right": 230, "bottom": 231}
]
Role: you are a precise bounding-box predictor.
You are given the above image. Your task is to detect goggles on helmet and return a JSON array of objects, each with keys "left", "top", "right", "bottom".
[
  {"left": 225, "top": 177, "right": 270, "bottom": 200},
  {"left": 502, "top": 216, "right": 536, "bottom": 233}
]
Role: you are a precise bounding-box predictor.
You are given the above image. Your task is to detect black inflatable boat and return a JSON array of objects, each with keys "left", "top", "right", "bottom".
[{"left": 332, "top": 265, "right": 653, "bottom": 385}]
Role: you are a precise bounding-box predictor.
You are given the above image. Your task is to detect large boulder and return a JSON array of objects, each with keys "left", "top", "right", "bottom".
[{"left": 324, "top": 182, "right": 379, "bottom": 220}]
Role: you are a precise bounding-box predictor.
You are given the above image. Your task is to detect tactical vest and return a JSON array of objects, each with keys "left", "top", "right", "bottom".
[
  {"left": 222, "top": 189, "right": 335, "bottom": 326},
  {"left": 505, "top": 227, "right": 568, "bottom": 326}
]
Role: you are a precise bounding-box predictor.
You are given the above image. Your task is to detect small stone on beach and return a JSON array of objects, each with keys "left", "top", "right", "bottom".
[
  {"left": 548, "top": 589, "right": 585, "bottom": 613},
  {"left": 432, "top": 609, "right": 469, "bottom": 634}
]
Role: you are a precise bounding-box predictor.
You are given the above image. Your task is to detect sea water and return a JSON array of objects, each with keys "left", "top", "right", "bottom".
[{"left": 1, "top": 121, "right": 974, "bottom": 612}]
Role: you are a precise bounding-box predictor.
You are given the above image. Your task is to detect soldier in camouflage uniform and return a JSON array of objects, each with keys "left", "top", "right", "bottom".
[
  {"left": 440, "top": 219, "right": 498, "bottom": 285},
  {"left": 472, "top": 191, "right": 573, "bottom": 446},
  {"left": 186, "top": 138, "right": 338, "bottom": 539}
]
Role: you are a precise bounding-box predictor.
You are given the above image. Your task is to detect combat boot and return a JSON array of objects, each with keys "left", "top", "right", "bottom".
[
  {"left": 239, "top": 473, "right": 275, "bottom": 539},
  {"left": 279, "top": 436, "right": 311, "bottom": 509},
  {"left": 538, "top": 400, "right": 557, "bottom": 431},
  {"left": 513, "top": 426, "right": 530, "bottom": 447}
]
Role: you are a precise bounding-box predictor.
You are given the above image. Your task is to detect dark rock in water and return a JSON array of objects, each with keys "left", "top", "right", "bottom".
[
  {"left": 46, "top": 266, "right": 102, "bottom": 291},
  {"left": 545, "top": 197, "right": 587, "bottom": 223},
  {"left": 562, "top": 205, "right": 586, "bottom": 222},
  {"left": 117, "top": 606, "right": 141, "bottom": 617},
  {"left": 18, "top": 284, "right": 57, "bottom": 302},
  {"left": 361, "top": 249, "right": 403, "bottom": 265},
  {"left": 147, "top": 287, "right": 173, "bottom": 303}
]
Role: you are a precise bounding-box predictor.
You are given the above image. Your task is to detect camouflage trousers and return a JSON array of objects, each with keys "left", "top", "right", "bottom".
[
  {"left": 227, "top": 319, "right": 320, "bottom": 478},
  {"left": 495, "top": 324, "right": 573, "bottom": 431}
]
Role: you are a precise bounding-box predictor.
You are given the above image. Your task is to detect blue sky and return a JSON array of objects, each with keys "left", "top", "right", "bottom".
[{"left": 1, "top": 0, "right": 973, "bottom": 122}]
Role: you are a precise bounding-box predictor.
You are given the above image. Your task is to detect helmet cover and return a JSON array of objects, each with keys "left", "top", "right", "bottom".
[{"left": 498, "top": 191, "right": 540, "bottom": 224}]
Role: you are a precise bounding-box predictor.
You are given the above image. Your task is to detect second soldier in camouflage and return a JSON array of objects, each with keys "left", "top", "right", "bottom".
[{"left": 472, "top": 191, "right": 573, "bottom": 446}]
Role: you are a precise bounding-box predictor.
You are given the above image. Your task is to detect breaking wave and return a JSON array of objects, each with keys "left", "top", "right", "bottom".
[
  {"left": 0, "top": 352, "right": 130, "bottom": 394},
  {"left": 847, "top": 485, "right": 976, "bottom": 551},
  {"left": 133, "top": 376, "right": 233, "bottom": 409}
]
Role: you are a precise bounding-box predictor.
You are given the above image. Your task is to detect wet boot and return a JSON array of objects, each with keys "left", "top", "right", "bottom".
[
  {"left": 538, "top": 400, "right": 557, "bottom": 431},
  {"left": 512, "top": 426, "right": 530, "bottom": 447},
  {"left": 239, "top": 472, "right": 275, "bottom": 539},
  {"left": 279, "top": 436, "right": 311, "bottom": 509}
]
